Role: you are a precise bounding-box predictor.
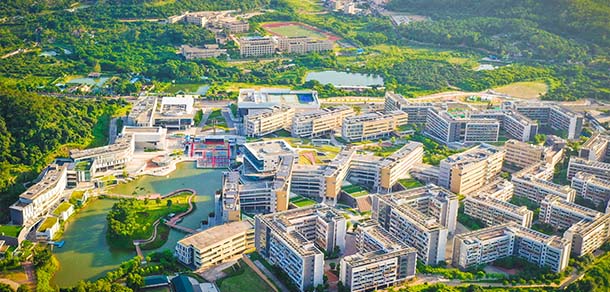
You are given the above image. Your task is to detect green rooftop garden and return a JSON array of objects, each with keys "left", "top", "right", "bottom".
[
  {"left": 53, "top": 202, "right": 73, "bottom": 216},
  {"left": 290, "top": 195, "right": 317, "bottom": 207},
  {"left": 341, "top": 185, "right": 369, "bottom": 197},
  {"left": 38, "top": 217, "right": 58, "bottom": 232},
  {"left": 0, "top": 224, "right": 23, "bottom": 237},
  {"left": 398, "top": 178, "right": 424, "bottom": 189},
  {"left": 71, "top": 190, "right": 86, "bottom": 200},
  {"left": 74, "top": 160, "right": 92, "bottom": 171}
]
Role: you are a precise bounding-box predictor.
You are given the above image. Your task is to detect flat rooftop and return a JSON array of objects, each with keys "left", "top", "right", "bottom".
[
  {"left": 243, "top": 140, "right": 295, "bottom": 160},
  {"left": 70, "top": 134, "right": 133, "bottom": 160},
  {"left": 19, "top": 164, "right": 66, "bottom": 201},
  {"left": 178, "top": 220, "right": 253, "bottom": 248},
  {"left": 238, "top": 88, "right": 320, "bottom": 109}
]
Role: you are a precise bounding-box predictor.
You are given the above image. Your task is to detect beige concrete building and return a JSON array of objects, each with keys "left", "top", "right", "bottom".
[
  {"left": 291, "top": 106, "right": 354, "bottom": 138},
  {"left": 438, "top": 144, "right": 505, "bottom": 195},
  {"left": 175, "top": 220, "right": 254, "bottom": 270},
  {"left": 180, "top": 44, "right": 227, "bottom": 59},
  {"left": 464, "top": 195, "right": 534, "bottom": 228},
  {"left": 254, "top": 206, "right": 346, "bottom": 291},
  {"left": 277, "top": 36, "right": 333, "bottom": 54},
  {"left": 539, "top": 195, "right": 601, "bottom": 231},
  {"left": 341, "top": 111, "right": 408, "bottom": 142},
  {"left": 372, "top": 185, "right": 459, "bottom": 264},
  {"left": 220, "top": 171, "right": 241, "bottom": 223},
  {"left": 340, "top": 223, "right": 417, "bottom": 292},
  {"left": 504, "top": 139, "right": 564, "bottom": 170},
  {"left": 244, "top": 105, "right": 295, "bottom": 137},
  {"left": 564, "top": 213, "right": 610, "bottom": 256},
  {"left": 475, "top": 178, "right": 514, "bottom": 201},
  {"left": 238, "top": 36, "right": 276, "bottom": 57},
  {"left": 571, "top": 172, "right": 610, "bottom": 207},
  {"left": 453, "top": 222, "right": 571, "bottom": 273},
  {"left": 512, "top": 163, "right": 576, "bottom": 203},
  {"left": 568, "top": 157, "right": 610, "bottom": 182},
  {"left": 384, "top": 92, "right": 433, "bottom": 124},
  {"left": 579, "top": 133, "right": 610, "bottom": 162}
]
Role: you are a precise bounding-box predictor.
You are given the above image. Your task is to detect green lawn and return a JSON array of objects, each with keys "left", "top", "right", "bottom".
[
  {"left": 0, "top": 225, "right": 23, "bottom": 237},
  {"left": 341, "top": 185, "right": 366, "bottom": 194},
  {"left": 203, "top": 108, "right": 229, "bottom": 130},
  {"left": 132, "top": 194, "right": 191, "bottom": 239},
  {"left": 217, "top": 260, "right": 274, "bottom": 292},
  {"left": 263, "top": 23, "right": 326, "bottom": 39},
  {"left": 290, "top": 195, "right": 317, "bottom": 207},
  {"left": 398, "top": 178, "right": 424, "bottom": 189}
]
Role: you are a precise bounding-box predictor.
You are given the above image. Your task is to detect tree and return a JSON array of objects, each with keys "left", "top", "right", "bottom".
[
  {"left": 156, "top": 198, "right": 161, "bottom": 205},
  {"left": 329, "top": 262, "right": 336, "bottom": 270},
  {"left": 166, "top": 199, "right": 173, "bottom": 208},
  {"left": 534, "top": 134, "right": 547, "bottom": 145},
  {"left": 126, "top": 273, "right": 143, "bottom": 290},
  {"left": 93, "top": 61, "right": 101, "bottom": 73}
]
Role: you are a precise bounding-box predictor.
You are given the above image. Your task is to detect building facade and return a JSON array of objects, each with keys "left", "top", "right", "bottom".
[
  {"left": 341, "top": 111, "right": 408, "bottom": 142},
  {"left": 291, "top": 106, "right": 354, "bottom": 138}
]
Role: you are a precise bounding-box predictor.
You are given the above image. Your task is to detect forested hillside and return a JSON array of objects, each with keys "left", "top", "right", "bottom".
[
  {"left": 388, "top": 0, "right": 610, "bottom": 50},
  {"left": 0, "top": 88, "right": 127, "bottom": 222}
]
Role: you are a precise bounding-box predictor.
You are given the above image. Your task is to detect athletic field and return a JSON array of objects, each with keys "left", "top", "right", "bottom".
[{"left": 261, "top": 22, "right": 340, "bottom": 41}]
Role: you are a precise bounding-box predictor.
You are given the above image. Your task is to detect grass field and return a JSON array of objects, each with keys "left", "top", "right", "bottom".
[
  {"left": 0, "top": 224, "right": 23, "bottom": 237},
  {"left": 217, "top": 260, "right": 274, "bottom": 292},
  {"left": 341, "top": 185, "right": 370, "bottom": 197},
  {"left": 203, "top": 109, "right": 229, "bottom": 131},
  {"left": 493, "top": 81, "right": 548, "bottom": 99},
  {"left": 263, "top": 23, "right": 326, "bottom": 39},
  {"left": 290, "top": 195, "right": 317, "bottom": 207}
]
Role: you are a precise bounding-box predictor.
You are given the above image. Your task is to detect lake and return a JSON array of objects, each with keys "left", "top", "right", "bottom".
[
  {"left": 305, "top": 70, "right": 384, "bottom": 87},
  {"left": 53, "top": 162, "right": 224, "bottom": 287}
]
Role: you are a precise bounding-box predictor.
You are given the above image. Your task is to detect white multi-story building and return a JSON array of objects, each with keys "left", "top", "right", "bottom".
[
  {"left": 571, "top": 172, "right": 610, "bottom": 207},
  {"left": 507, "top": 102, "right": 584, "bottom": 140},
  {"left": 567, "top": 157, "right": 610, "bottom": 182},
  {"left": 504, "top": 139, "right": 564, "bottom": 170},
  {"left": 564, "top": 213, "right": 610, "bottom": 256},
  {"left": 539, "top": 195, "right": 601, "bottom": 231},
  {"left": 425, "top": 108, "right": 500, "bottom": 145},
  {"left": 438, "top": 144, "right": 505, "bottom": 196},
  {"left": 512, "top": 163, "right": 576, "bottom": 203},
  {"left": 340, "top": 223, "right": 417, "bottom": 292},
  {"left": 239, "top": 155, "right": 294, "bottom": 214},
  {"left": 254, "top": 206, "right": 346, "bottom": 291},
  {"left": 242, "top": 140, "right": 295, "bottom": 173},
  {"left": 291, "top": 106, "right": 354, "bottom": 138},
  {"left": 372, "top": 185, "right": 459, "bottom": 264},
  {"left": 237, "top": 88, "right": 320, "bottom": 116},
  {"left": 238, "top": 36, "right": 276, "bottom": 57},
  {"left": 153, "top": 96, "right": 195, "bottom": 129},
  {"left": 341, "top": 111, "right": 408, "bottom": 142},
  {"left": 69, "top": 134, "right": 135, "bottom": 173},
  {"left": 453, "top": 223, "right": 571, "bottom": 273},
  {"left": 175, "top": 220, "right": 255, "bottom": 270},
  {"left": 244, "top": 105, "right": 295, "bottom": 137},
  {"left": 277, "top": 36, "right": 334, "bottom": 54},
  {"left": 10, "top": 164, "right": 68, "bottom": 226},
  {"left": 384, "top": 92, "right": 433, "bottom": 124},
  {"left": 464, "top": 195, "right": 534, "bottom": 228}
]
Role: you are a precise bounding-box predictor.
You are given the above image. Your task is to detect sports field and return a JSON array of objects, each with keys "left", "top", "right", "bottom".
[{"left": 261, "top": 22, "right": 340, "bottom": 41}]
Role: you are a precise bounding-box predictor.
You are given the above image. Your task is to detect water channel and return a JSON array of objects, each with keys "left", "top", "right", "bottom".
[
  {"left": 53, "top": 162, "right": 224, "bottom": 287},
  {"left": 305, "top": 70, "right": 384, "bottom": 87}
]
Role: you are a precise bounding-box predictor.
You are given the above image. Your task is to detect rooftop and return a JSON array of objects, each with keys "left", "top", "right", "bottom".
[
  {"left": 19, "top": 164, "right": 66, "bottom": 201},
  {"left": 442, "top": 144, "right": 502, "bottom": 166},
  {"left": 243, "top": 140, "right": 295, "bottom": 160},
  {"left": 178, "top": 220, "right": 253, "bottom": 249}
]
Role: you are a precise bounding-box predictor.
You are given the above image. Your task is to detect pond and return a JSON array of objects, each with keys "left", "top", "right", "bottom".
[
  {"left": 65, "top": 77, "right": 110, "bottom": 87},
  {"left": 53, "top": 162, "right": 224, "bottom": 287},
  {"left": 305, "top": 70, "right": 384, "bottom": 87}
]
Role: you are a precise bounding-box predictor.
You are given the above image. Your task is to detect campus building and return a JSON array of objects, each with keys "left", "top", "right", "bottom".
[
  {"left": 438, "top": 144, "right": 505, "bottom": 196},
  {"left": 578, "top": 133, "right": 610, "bottom": 162},
  {"left": 220, "top": 172, "right": 241, "bottom": 223},
  {"left": 185, "top": 136, "right": 234, "bottom": 168},
  {"left": 254, "top": 206, "right": 346, "bottom": 291},
  {"left": 243, "top": 140, "right": 296, "bottom": 174},
  {"left": 384, "top": 92, "right": 433, "bottom": 124},
  {"left": 425, "top": 108, "right": 500, "bottom": 145},
  {"left": 571, "top": 172, "right": 610, "bottom": 208},
  {"left": 464, "top": 195, "right": 534, "bottom": 228},
  {"left": 340, "top": 223, "right": 417, "bottom": 292},
  {"left": 567, "top": 157, "right": 610, "bottom": 182},
  {"left": 504, "top": 139, "right": 564, "bottom": 170},
  {"left": 127, "top": 96, "right": 157, "bottom": 127},
  {"left": 175, "top": 220, "right": 255, "bottom": 270},
  {"left": 237, "top": 36, "right": 276, "bottom": 57},
  {"left": 10, "top": 164, "right": 68, "bottom": 226},
  {"left": 153, "top": 96, "right": 195, "bottom": 129},
  {"left": 474, "top": 178, "right": 515, "bottom": 202},
  {"left": 180, "top": 44, "right": 227, "bottom": 59},
  {"left": 291, "top": 106, "right": 355, "bottom": 138},
  {"left": 244, "top": 105, "right": 295, "bottom": 137},
  {"left": 372, "top": 185, "right": 459, "bottom": 264},
  {"left": 539, "top": 195, "right": 601, "bottom": 231},
  {"left": 341, "top": 111, "right": 408, "bottom": 142},
  {"left": 122, "top": 126, "right": 168, "bottom": 151},
  {"left": 453, "top": 223, "right": 571, "bottom": 273},
  {"left": 277, "top": 36, "right": 333, "bottom": 54},
  {"left": 512, "top": 163, "right": 576, "bottom": 203},
  {"left": 70, "top": 133, "right": 135, "bottom": 173},
  {"left": 237, "top": 88, "right": 320, "bottom": 116},
  {"left": 506, "top": 102, "right": 583, "bottom": 140},
  {"left": 238, "top": 155, "right": 294, "bottom": 214},
  {"left": 564, "top": 213, "right": 610, "bottom": 256}
]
